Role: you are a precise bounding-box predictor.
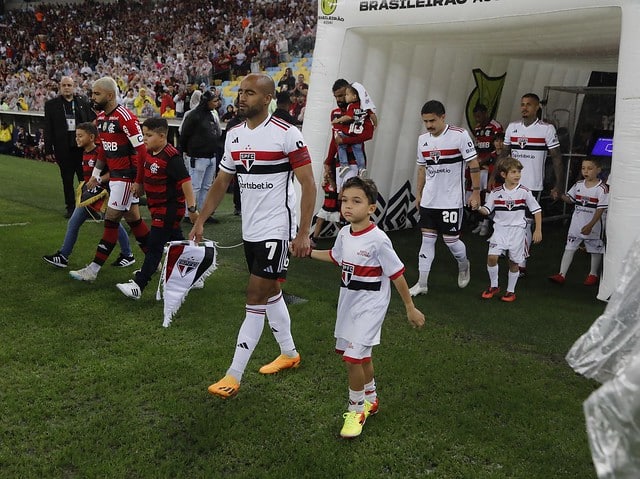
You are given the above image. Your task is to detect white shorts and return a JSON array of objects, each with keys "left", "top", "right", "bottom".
[
  {"left": 487, "top": 226, "right": 528, "bottom": 264},
  {"left": 566, "top": 219, "right": 605, "bottom": 254},
  {"left": 107, "top": 180, "right": 139, "bottom": 211},
  {"left": 317, "top": 208, "right": 340, "bottom": 223},
  {"left": 335, "top": 337, "right": 372, "bottom": 363}
]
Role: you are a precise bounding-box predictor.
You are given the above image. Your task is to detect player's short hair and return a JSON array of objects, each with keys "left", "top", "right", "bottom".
[
  {"left": 421, "top": 100, "right": 445, "bottom": 116},
  {"left": 92, "top": 76, "right": 118, "bottom": 94},
  {"left": 494, "top": 131, "right": 505, "bottom": 141},
  {"left": 473, "top": 103, "right": 488, "bottom": 113},
  {"left": 583, "top": 156, "right": 602, "bottom": 168},
  {"left": 142, "top": 117, "right": 168, "bottom": 135},
  {"left": 522, "top": 92, "right": 540, "bottom": 103},
  {"left": 498, "top": 157, "right": 523, "bottom": 174},
  {"left": 342, "top": 177, "right": 378, "bottom": 206},
  {"left": 76, "top": 122, "right": 98, "bottom": 137},
  {"left": 332, "top": 79, "right": 350, "bottom": 92}
]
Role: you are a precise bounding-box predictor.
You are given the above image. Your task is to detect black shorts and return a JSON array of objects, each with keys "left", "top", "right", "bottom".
[
  {"left": 418, "top": 207, "right": 463, "bottom": 235},
  {"left": 244, "top": 239, "right": 290, "bottom": 280}
]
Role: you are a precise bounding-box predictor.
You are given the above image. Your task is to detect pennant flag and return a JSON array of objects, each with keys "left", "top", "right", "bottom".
[{"left": 157, "top": 240, "right": 217, "bottom": 328}]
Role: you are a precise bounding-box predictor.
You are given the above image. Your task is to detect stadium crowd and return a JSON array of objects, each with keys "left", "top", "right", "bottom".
[{"left": 0, "top": 0, "right": 317, "bottom": 113}]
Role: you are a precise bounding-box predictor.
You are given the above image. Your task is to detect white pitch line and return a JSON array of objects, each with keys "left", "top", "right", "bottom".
[{"left": 0, "top": 222, "right": 30, "bottom": 227}]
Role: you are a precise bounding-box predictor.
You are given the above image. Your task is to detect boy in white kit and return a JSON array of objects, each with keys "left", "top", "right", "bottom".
[
  {"left": 309, "top": 177, "right": 424, "bottom": 439},
  {"left": 548, "top": 157, "right": 608, "bottom": 286},
  {"left": 477, "top": 157, "right": 542, "bottom": 302}
]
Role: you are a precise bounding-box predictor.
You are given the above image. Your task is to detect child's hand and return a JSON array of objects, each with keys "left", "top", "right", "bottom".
[
  {"left": 532, "top": 229, "right": 542, "bottom": 244},
  {"left": 407, "top": 307, "right": 425, "bottom": 329}
]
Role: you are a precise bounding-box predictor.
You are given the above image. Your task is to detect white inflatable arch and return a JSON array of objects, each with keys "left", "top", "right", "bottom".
[{"left": 303, "top": 0, "right": 639, "bottom": 300}]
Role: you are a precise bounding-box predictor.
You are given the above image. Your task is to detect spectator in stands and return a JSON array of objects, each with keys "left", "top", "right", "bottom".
[
  {"left": 278, "top": 68, "right": 296, "bottom": 93},
  {"left": 0, "top": 120, "right": 14, "bottom": 154},
  {"left": 293, "top": 73, "right": 309, "bottom": 96}
]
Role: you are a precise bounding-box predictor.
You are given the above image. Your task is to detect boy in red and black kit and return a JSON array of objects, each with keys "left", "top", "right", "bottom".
[{"left": 116, "top": 118, "right": 199, "bottom": 300}]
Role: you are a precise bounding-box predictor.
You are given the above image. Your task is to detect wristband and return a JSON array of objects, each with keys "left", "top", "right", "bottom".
[
  {"left": 469, "top": 167, "right": 480, "bottom": 173},
  {"left": 472, "top": 187, "right": 480, "bottom": 191},
  {"left": 91, "top": 167, "right": 101, "bottom": 181}
]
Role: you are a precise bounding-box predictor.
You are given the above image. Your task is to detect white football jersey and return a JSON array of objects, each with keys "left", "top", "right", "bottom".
[
  {"left": 567, "top": 179, "right": 608, "bottom": 239},
  {"left": 504, "top": 119, "right": 560, "bottom": 191},
  {"left": 329, "top": 223, "right": 405, "bottom": 346},
  {"left": 482, "top": 184, "right": 541, "bottom": 228},
  {"left": 220, "top": 115, "right": 311, "bottom": 242},
  {"left": 416, "top": 125, "right": 477, "bottom": 209}
]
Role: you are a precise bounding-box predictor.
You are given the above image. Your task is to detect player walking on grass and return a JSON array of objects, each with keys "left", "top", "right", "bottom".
[
  {"left": 43, "top": 122, "right": 134, "bottom": 269},
  {"left": 116, "top": 118, "right": 199, "bottom": 300},
  {"left": 69, "top": 76, "right": 150, "bottom": 282},
  {"left": 477, "top": 158, "right": 542, "bottom": 302},
  {"left": 548, "top": 157, "right": 608, "bottom": 286},
  {"left": 410, "top": 100, "right": 481, "bottom": 297},
  {"left": 310, "top": 177, "right": 425, "bottom": 438},
  {"left": 189, "top": 73, "right": 316, "bottom": 399}
]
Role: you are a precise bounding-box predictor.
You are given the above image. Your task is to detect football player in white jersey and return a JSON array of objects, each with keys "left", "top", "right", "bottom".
[
  {"left": 190, "top": 73, "right": 316, "bottom": 399},
  {"left": 478, "top": 158, "right": 542, "bottom": 302},
  {"left": 499, "top": 93, "right": 563, "bottom": 277},
  {"left": 410, "top": 100, "right": 481, "bottom": 296},
  {"left": 549, "top": 157, "right": 608, "bottom": 286},
  {"left": 310, "top": 177, "right": 424, "bottom": 438}
]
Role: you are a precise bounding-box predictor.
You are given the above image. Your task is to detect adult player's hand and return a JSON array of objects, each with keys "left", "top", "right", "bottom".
[
  {"left": 189, "top": 220, "right": 205, "bottom": 243},
  {"left": 467, "top": 190, "right": 481, "bottom": 210},
  {"left": 290, "top": 231, "right": 311, "bottom": 258},
  {"left": 132, "top": 182, "right": 144, "bottom": 198}
]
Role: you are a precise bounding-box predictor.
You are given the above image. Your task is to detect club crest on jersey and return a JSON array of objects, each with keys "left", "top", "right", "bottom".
[
  {"left": 429, "top": 150, "right": 441, "bottom": 163},
  {"left": 505, "top": 199, "right": 515, "bottom": 210},
  {"left": 240, "top": 152, "right": 255, "bottom": 170},
  {"left": 177, "top": 256, "right": 199, "bottom": 278},
  {"left": 341, "top": 263, "right": 354, "bottom": 286},
  {"left": 518, "top": 136, "right": 527, "bottom": 149},
  {"left": 150, "top": 162, "right": 159, "bottom": 174}
]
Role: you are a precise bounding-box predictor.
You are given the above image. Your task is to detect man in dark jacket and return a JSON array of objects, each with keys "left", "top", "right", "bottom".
[
  {"left": 179, "top": 89, "right": 222, "bottom": 221},
  {"left": 44, "top": 76, "right": 96, "bottom": 217}
]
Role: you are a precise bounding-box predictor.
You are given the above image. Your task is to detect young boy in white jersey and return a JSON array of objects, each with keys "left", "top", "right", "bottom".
[
  {"left": 477, "top": 158, "right": 542, "bottom": 302},
  {"left": 549, "top": 157, "right": 608, "bottom": 286},
  {"left": 310, "top": 177, "right": 425, "bottom": 439}
]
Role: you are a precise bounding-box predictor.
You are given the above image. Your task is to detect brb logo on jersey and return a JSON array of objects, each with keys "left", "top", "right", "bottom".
[
  {"left": 341, "top": 262, "right": 354, "bottom": 286},
  {"left": 240, "top": 152, "right": 255, "bottom": 171}
]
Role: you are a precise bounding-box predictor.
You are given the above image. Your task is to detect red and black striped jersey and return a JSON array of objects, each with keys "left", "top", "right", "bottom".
[
  {"left": 82, "top": 145, "right": 101, "bottom": 182},
  {"left": 143, "top": 143, "right": 190, "bottom": 228},
  {"left": 473, "top": 119, "right": 503, "bottom": 162},
  {"left": 96, "top": 105, "right": 145, "bottom": 182}
]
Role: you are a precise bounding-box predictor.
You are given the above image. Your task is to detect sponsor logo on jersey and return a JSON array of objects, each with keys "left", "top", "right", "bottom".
[
  {"left": 341, "top": 263, "right": 354, "bottom": 285},
  {"left": 357, "top": 249, "right": 371, "bottom": 258},
  {"left": 238, "top": 179, "right": 274, "bottom": 190},
  {"left": 240, "top": 152, "right": 255, "bottom": 170},
  {"left": 426, "top": 165, "right": 451, "bottom": 178}
]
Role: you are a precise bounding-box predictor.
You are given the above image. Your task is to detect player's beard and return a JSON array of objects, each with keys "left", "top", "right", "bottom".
[
  {"left": 93, "top": 100, "right": 107, "bottom": 111},
  {"left": 239, "top": 103, "right": 261, "bottom": 119}
]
